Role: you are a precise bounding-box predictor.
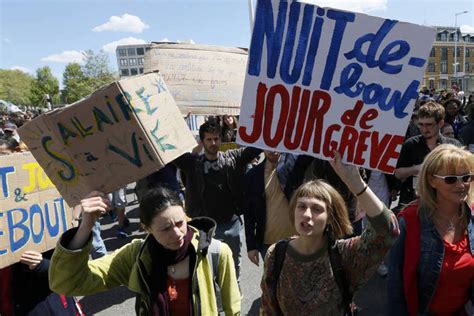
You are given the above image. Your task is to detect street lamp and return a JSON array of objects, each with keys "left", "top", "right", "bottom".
[{"left": 454, "top": 10, "right": 468, "bottom": 89}]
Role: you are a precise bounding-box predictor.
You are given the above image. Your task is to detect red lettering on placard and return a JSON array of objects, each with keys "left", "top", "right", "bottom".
[
  {"left": 369, "top": 131, "right": 392, "bottom": 169},
  {"left": 263, "top": 84, "right": 289, "bottom": 147},
  {"left": 301, "top": 90, "right": 331, "bottom": 152},
  {"left": 322, "top": 124, "right": 341, "bottom": 157},
  {"left": 378, "top": 135, "right": 404, "bottom": 173},
  {"left": 239, "top": 83, "right": 267, "bottom": 143},
  {"left": 284, "top": 87, "right": 310, "bottom": 150}
]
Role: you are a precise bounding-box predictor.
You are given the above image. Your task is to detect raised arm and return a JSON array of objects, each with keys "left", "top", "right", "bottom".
[
  {"left": 329, "top": 151, "right": 385, "bottom": 219},
  {"left": 68, "top": 191, "right": 110, "bottom": 250}
]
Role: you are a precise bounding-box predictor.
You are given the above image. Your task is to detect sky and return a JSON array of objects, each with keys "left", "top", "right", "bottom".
[{"left": 1, "top": 0, "right": 473, "bottom": 84}]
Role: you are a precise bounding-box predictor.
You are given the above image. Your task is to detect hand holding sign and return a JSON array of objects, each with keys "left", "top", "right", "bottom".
[
  {"left": 79, "top": 191, "right": 111, "bottom": 227},
  {"left": 20, "top": 251, "right": 43, "bottom": 270}
]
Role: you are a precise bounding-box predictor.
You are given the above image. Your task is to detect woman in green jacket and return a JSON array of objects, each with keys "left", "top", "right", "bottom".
[{"left": 49, "top": 186, "right": 241, "bottom": 315}]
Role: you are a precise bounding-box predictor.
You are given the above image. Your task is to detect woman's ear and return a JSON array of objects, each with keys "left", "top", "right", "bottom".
[{"left": 141, "top": 223, "right": 151, "bottom": 233}]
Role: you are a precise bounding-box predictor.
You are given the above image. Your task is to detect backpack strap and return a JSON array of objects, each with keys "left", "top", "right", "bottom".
[
  {"left": 208, "top": 238, "right": 223, "bottom": 314},
  {"left": 269, "top": 239, "right": 289, "bottom": 315},
  {"left": 327, "top": 236, "right": 353, "bottom": 316}
]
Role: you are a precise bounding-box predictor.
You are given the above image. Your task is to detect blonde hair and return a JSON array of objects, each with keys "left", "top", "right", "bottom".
[
  {"left": 417, "top": 144, "right": 474, "bottom": 218},
  {"left": 289, "top": 180, "right": 353, "bottom": 239}
]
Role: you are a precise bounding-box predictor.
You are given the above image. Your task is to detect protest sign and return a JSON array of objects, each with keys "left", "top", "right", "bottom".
[
  {"left": 144, "top": 43, "right": 248, "bottom": 115},
  {"left": 0, "top": 152, "right": 72, "bottom": 268},
  {"left": 237, "top": 0, "right": 436, "bottom": 173},
  {"left": 19, "top": 73, "right": 196, "bottom": 207}
]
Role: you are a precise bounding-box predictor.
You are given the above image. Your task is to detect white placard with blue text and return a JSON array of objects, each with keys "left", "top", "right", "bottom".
[{"left": 237, "top": 0, "right": 436, "bottom": 173}]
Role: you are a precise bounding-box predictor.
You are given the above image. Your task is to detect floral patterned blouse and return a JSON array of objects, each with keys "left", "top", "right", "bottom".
[{"left": 260, "top": 208, "right": 397, "bottom": 315}]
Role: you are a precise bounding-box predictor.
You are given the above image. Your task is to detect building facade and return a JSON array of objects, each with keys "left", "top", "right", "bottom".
[
  {"left": 423, "top": 26, "right": 474, "bottom": 93},
  {"left": 115, "top": 44, "right": 148, "bottom": 77}
]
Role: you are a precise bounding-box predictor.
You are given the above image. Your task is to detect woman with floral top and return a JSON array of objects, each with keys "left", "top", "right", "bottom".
[{"left": 260, "top": 151, "right": 399, "bottom": 315}]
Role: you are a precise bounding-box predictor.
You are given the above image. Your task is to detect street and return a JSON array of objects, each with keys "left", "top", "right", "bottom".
[{"left": 78, "top": 188, "right": 389, "bottom": 316}]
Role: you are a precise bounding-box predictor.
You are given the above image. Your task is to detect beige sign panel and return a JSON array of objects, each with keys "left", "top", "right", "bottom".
[
  {"left": 0, "top": 152, "right": 72, "bottom": 268},
  {"left": 144, "top": 43, "right": 248, "bottom": 115},
  {"left": 19, "top": 73, "right": 196, "bottom": 207}
]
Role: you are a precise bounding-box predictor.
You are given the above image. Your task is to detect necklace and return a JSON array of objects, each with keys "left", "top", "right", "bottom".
[{"left": 167, "top": 265, "right": 178, "bottom": 301}]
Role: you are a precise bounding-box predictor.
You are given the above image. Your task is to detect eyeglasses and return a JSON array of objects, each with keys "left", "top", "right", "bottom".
[{"left": 432, "top": 173, "right": 473, "bottom": 184}]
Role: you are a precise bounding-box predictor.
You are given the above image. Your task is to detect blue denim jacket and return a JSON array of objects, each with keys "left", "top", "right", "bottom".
[{"left": 388, "top": 203, "right": 474, "bottom": 315}]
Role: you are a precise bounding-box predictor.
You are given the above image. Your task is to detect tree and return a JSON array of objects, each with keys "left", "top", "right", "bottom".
[
  {"left": 30, "top": 66, "right": 60, "bottom": 107},
  {"left": 62, "top": 62, "right": 93, "bottom": 104},
  {"left": 82, "top": 49, "right": 116, "bottom": 90},
  {"left": 0, "top": 69, "right": 35, "bottom": 105}
]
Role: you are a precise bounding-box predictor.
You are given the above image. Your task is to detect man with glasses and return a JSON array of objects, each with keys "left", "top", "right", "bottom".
[{"left": 394, "top": 101, "right": 461, "bottom": 210}]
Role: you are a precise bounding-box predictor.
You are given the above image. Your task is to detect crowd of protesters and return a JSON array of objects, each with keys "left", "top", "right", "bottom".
[{"left": 0, "top": 84, "right": 473, "bottom": 315}]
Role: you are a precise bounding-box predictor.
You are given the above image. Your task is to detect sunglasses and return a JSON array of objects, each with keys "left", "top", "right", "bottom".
[{"left": 433, "top": 173, "right": 474, "bottom": 184}]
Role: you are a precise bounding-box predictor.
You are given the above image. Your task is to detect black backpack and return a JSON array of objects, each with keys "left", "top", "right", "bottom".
[{"left": 271, "top": 238, "right": 354, "bottom": 316}]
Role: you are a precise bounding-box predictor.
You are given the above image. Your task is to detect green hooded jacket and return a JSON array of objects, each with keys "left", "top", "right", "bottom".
[{"left": 49, "top": 217, "right": 241, "bottom": 315}]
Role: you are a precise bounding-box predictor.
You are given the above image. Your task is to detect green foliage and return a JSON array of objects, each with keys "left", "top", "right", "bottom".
[
  {"left": 82, "top": 49, "right": 116, "bottom": 90},
  {"left": 61, "top": 63, "right": 93, "bottom": 104},
  {"left": 0, "top": 69, "right": 35, "bottom": 105},
  {"left": 30, "top": 66, "right": 59, "bottom": 107},
  {"left": 61, "top": 50, "right": 116, "bottom": 105}
]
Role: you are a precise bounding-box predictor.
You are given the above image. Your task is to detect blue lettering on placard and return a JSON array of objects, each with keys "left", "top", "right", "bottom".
[
  {"left": 7, "top": 208, "right": 30, "bottom": 253},
  {"left": 29, "top": 204, "right": 45, "bottom": 244},
  {"left": 334, "top": 62, "right": 420, "bottom": 118},
  {"left": 248, "top": 0, "right": 288, "bottom": 78},
  {"left": 0, "top": 213, "right": 5, "bottom": 255},
  {"left": 55, "top": 198, "right": 68, "bottom": 232},
  {"left": 408, "top": 57, "right": 426, "bottom": 67},
  {"left": 42, "top": 136, "right": 76, "bottom": 181},
  {"left": 44, "top": 201, "right": 60, "bottom": 237},
  {"left": 302, "top": 8, "right": 324, "bottom": 86},
  {"left": 319, "top": 10, "right": 355, "bottom": 90},
  {"left": 280, "top": 2, "right": 313, "bottom": 84},
  {"left": 344, "top": 19, "right": 417, "bottom": 75},
  {"left": 0, "top": 166, "right": 14, "bottom": 198}
]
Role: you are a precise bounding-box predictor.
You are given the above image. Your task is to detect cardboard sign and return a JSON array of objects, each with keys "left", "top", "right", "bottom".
[
  {"left": 144, "top": 43, "right": 248, "bottom": 115},
  {"left": 0, "top": 152, "right": 72, "bottom": 268},
  {"left": 19, "top": 73, "right": 196, "bottom": 207},
  {"left": 237, "top": 0, "right": 436, "bottom": 173}
]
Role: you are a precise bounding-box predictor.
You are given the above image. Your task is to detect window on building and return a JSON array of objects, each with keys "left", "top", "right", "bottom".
[
  {"left": 453, "top": 48, "right": 461, "bottom": 58},
  {"left": 136, "top": 47, "right": 145, "bottom": 55},
  {"left": 429, "top": 80, "right": 435, "bottom": 90},
  {"left": 456, "top": 63, "right": 461, "bottom": 72},
  {"left": 465, "top": 63, "right": 470, "bottom": 72},
  {"left": 139, "top": 68, "right": 144, "bottom": 74},
  {"left": 466, "top": 48, "right": 471, "bottom": 57},
  {"left": 120, "top": 59, "right": 128, "bottom": 66},
  {"left": 441, "top": 61, "right": 447, "bottom": 74},
  {"left": 441, "top": 48, "right": 448, "bottom": 60},
  {"left": 440, "top": 33, "right": 447, "bottom": 41},
  {"left": 121, "top": 69, "right": 130, "bottom": 76},
  {"left": 430, "top": 48, "right": 435, "bottom": 57},
  {"left": 128, "top": 48, "right": 136, "bottom": 56},
  {"left": 138, "top": 57, "right": 144, "bottom": 65},
  {"left": 131, "top": 68, "right": 138, "bottom": 76},
  {"left": 428, "top": 63, "right": 435, "bottom": 72},
  {"left": 440, "top": 79, "right": 447, "bottom": 89},
  {"left": 118, "top": 48, "right": 127, "bottom": 56},
  {"left": 129, "top": 58, "right": 137, "bottom": 66}
]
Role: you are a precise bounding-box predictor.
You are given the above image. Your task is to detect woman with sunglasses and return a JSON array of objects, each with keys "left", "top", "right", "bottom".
[{"left": 388, "top": 144, "right": 474, "bottom": 315}]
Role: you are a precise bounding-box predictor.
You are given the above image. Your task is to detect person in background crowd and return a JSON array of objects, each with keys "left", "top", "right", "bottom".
[
  {"left": 460, "top": 106, "right": 474, "bottom": 152},
  {"left": 49, "top": 187, "right": 241, "bottom": 315},
  {"left": 135, "top": 163, "right": 184, "bottom": 203},
  {"left": 0, "top": 250, "right": 82, "bottom": 316},
  {"left": 0, "top": 138, "right": 19, "bottom": 154},
  {"left": 388, "top": 144, "right": 474, "bottom": 315},
  {"left": 443, "top": 98, "right": 467, "bottom": 139},
  {"left": 405, "top": 104, "right": 421, "bottom": 139},
  {"left": 260, "top": 151, "right": 399, "bottom": 315},
  {"left": 463, "top": 93, "right": 474, "bottom": 117},
  {"left": 174, "top": 121, "right": 261, "bottom": 284},
  {"left": 244, "top": 151, "right": 297, "bottom": 266},
  {"left": 1, "top": 122, "right": 20, "bottom": 142},
  {"left": 394, "top": 101, "right": 461, "bottom": 210},
  {"left": 221, "top": 115, "right": 238, "bottom": 143},
  {"left": 441, "top": 122, "right": 455, "bottom": 138},
  {"left": 108, "top": 187, "right": 130, "bottom": 238}
]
